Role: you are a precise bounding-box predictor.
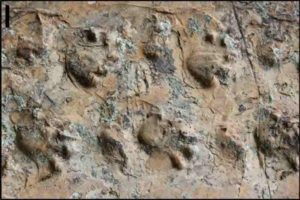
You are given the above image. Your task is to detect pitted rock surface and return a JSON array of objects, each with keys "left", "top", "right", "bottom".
[{"left": 1, "top": 2, "right": 299, "bottom": 198}]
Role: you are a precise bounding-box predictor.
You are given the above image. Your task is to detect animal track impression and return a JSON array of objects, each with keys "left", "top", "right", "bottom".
[{"left": 138, "top": 111, "right": 197, "bottom": 170}]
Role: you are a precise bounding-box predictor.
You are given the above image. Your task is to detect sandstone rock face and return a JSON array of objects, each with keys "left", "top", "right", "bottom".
[{"left": 1, "top": 1, "right": 299, "bottom": 198}]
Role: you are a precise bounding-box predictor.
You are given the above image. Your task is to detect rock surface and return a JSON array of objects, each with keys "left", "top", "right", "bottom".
[{"left": 1, "top": 1, "right": 299, "bottom": 198}]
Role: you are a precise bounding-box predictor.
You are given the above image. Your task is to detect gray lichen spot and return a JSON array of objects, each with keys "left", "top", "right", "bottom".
[
  {"left": 116, "top": 37, "right": 136, "bottom": 53},
  {"left": 291, "top": 52, "right": 299, "bottom": 66},
  {"left": 155, "top": 48, "right": 175, "bottom": 74},
  {"left": 220, "top": 33, "right": 238, "bottom": 50},
  {"left": 71, "top": 192, "right": 82, "bottom": 199},
  {"left": 155, "top": 20, "right": 172, "bottom": 37},
  {"left": 204, "top": 15, "right": 212, "bottom": 24},
  {"left": 188, "top": 17, "right": 201, "bottom": 35},
  {"left": 70, "top": 123, "right": 97, "bottom": 146},
  {"left": 2, "top": 115, "right": 16, "bottom": 148},
  {"left": 2, "top": 94, "right": 27, "bottom": 112},
  {"left": 2, "top": 52, "right": 8, "bottom": 66},
  {"left": 98, "top": 98, "right": 118, "bottom": 123},
  {"left": 101, "top": 167, "right": 119, "bottom": 185},
  {"left": 167, "top": 76, "right": 185, "bottom": 98}
]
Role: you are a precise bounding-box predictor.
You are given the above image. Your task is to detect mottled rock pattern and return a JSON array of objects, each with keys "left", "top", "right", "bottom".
[{"left": 1, "top": 1, "right": 299, "bottom": 199}]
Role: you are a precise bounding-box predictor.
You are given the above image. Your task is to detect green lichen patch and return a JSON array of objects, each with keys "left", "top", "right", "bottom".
[
  {"left": 70, "top": 123, "right": 97, "bottom": 146},
  {"left": 1, "top": 114, "right": 16, "bottom": 148},
  {"left": 188, "top": 17, "right": 201, "bottom": 35},
  {"left": 98, "top": 98, "right": 118, "bottom": 123},
  {"left": 167, "top": 76, "right": 185, "bottom": 98},
  {"left": 116, "top": 37, "right": 136, "bottom": 54},
  {"left": 155, "top": 20, "right": 172, "bottom": 37},
  {"left": 2, "top": 94, "right": 27, "bottom": 112}
]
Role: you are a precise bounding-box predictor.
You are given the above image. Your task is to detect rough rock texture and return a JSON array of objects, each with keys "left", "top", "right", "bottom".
[{"left": 1, "top": 1, "right": 299, "bottom": 198}]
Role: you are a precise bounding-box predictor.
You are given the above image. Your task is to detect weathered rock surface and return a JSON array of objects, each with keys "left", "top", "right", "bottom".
[{"left": 1, "top": 1, "right": 299, "bottom": 198}]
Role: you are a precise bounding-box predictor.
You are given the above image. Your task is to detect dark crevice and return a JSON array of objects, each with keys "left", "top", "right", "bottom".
[
  {"left": 232, "top": 2, "right": 273, "bottom": 199},
  {"left": 231, "top": 2, "right": 261, "bottom": 96}
]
